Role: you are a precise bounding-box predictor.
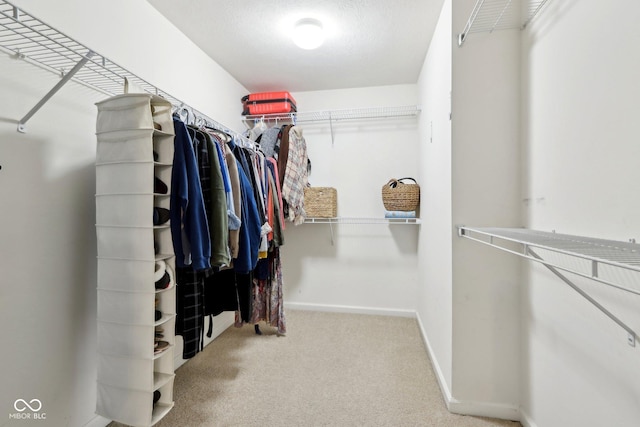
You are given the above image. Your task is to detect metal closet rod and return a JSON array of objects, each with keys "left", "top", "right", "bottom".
[
  {"left": 1, "top": 0, "right": 253, "bottom": 149},
  {"left": 172, "top": 101, "right": 255, "bottom": 151}
]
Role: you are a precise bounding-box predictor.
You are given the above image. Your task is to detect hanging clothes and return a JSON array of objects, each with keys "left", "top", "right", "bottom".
[
  {"left": 233, "top": 139, "right": 288, "bottom": 334},
  {"left": 210, "top": 134, "right": 240, "bottom": 232},
  {"left": 202, "top": 133, "right": 261, "bottom": 334},
  {"left": 187, "top": 126, "right": 213, "bottom": 267},
  {"left": 281, "top": 126, "right": 309, "bottom": 225},
  {"left": 277, "top": 124, "right": 292, "bottom": 188},
  {"left": 170, "top": 118, "right": 211, "bottom": 270},
  {"left": 266, "top": 159, "right": 285, "bottom": 246},
  {"left": 171, "top": 118, "right": 212, "bottom": 359},
  {"left": 201, "top": 130, "right": 231, "bottom": 268},
  {"left": 170, "top": 115, "right": 307, "bottom": 343},
  {"left": 233, "top": 150, "right": 262, "bottom": 274},
  {"left": 257, "top": 126, "right": 281, "bottom": 159},
  {"left": 224, "top": 142, "right": 242, "bottom": 259},
  {"left": 234, "top": 248, "right": 286, "bottom": 335},
  {"left": 203, "top": 268, "right": 237, "bottom": 318}
]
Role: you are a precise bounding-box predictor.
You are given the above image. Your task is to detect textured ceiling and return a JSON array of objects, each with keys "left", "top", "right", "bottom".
[{"left": 146, "top": 0, "right": 445, "bottom": 93}]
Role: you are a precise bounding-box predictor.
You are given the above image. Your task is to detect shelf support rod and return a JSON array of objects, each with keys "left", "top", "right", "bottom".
[
  {"left": 522, "top": 0, "right": 550, "bottom": 29},
  {"left": 528, "top": 248, "right": 636, "bottom": 347},
  {"left": 458, "top": 0, "right": 486, "bottom": 46},
  {"left": 328, "top": 111, "right": 335, "bottom": 147},
  {"left": 17, "top": 49, "right": 95, "bottom": 133},
  {"left": 329, "top": 221, "right": 335, "bottom": 245}
]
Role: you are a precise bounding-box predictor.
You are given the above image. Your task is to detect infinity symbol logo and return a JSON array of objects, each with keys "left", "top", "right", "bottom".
[{"left": 14, "top": 399, "right": 42, "bottom": 412}]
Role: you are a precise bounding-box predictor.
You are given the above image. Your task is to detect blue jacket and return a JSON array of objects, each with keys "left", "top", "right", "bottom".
[
  {"left": 170, "top": 118, "right": 211, "bottom": 271},
  {"left": 233, "top": 157, "right": 261, "bottom": 274}
]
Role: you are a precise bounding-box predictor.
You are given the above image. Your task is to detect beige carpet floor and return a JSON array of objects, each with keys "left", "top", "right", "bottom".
[{"left": 110, "top": 310, "right": 521, "bottom": 427}]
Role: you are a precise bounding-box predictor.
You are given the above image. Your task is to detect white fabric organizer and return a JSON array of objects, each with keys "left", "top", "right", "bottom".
[{"left": 95, "top": 93, "right": 177, "bottom": 426}]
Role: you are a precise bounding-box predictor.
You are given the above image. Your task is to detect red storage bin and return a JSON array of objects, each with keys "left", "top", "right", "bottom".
[{"left": 242, "top": 91, "right": 297, "bottom": 115}]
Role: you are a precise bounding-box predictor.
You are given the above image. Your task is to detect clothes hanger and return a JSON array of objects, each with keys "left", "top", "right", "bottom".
[
  {"left": 187, "top": 108, "right": 196, "bottom": 126},
  {"left": 204, "top": 126, "right": 232, "bottom": 144},
  {"left": 177, "top": 106, "right": 190, "bottom": 123},
  {"left": 250, "top": 116, "right": 268, "bottom": 139}
]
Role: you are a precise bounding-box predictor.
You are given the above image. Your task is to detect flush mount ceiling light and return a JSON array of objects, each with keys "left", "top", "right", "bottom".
[{"left": 293, "top": 18, "right": 324, "bottom": 50}]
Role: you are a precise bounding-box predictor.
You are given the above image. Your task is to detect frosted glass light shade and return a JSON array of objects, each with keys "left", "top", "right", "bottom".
[{"left": 293, "top": 18, "right": 324, "bottom": 50}]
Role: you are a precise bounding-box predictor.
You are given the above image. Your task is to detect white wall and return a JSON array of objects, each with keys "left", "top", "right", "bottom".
[
  {"left": 0, "top": 1, "right": 246, "bottom": 426},
  {"left": 450, "top": 0, "right": 522, "bottom": 418},
  {"left": 281, "top": 85, "right": 420, "bottom": 315},
  {"left": 521, "top": 1, "right": 640, "bottom": 426},
  {"left": 416, "top": 0, "right": 453, "bottom": 404},
  {"left": 414, "top": 0, "right": 522, "bottom": 418}
]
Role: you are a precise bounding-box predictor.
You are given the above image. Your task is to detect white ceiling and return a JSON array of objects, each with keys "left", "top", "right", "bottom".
[{"left": 146, "top": 0, "right": 445, "bottom": 93}]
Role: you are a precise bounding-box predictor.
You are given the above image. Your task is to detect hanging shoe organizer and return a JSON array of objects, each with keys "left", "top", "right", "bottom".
[{"left": 95, "top": 93, "right": 177, "bottom": 426}]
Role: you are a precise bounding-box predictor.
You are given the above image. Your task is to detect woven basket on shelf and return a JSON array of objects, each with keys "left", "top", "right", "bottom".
[
  {"left": 304, "top": 187, "right": 337, "bottom": 218},
  {"left": 381, "top": 178, "right": 420, "bottom": 211}
]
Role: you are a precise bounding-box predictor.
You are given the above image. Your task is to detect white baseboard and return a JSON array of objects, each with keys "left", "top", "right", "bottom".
[
  {"left": 414, "top": 312, "right": 521, "bottom": 423},
  {"left": 83, "top": 414, "right": 110, "bottom": 427},
  {"left": 448, "top": 398, "right": 520, "bottom": 421},
  {"left": 174, "top": 312, "right": 235, "bottom": 369},
  {"left": 519, "top": 409, "right": 537, "bottom": 427},
  {"left": 414, "top": 311, "right": 454, "bottom": 406},
  {"left": 284, "top": 301, "right": 416, "bottom": 318}
]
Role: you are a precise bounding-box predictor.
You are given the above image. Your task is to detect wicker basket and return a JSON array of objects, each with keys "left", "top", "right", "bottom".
[
  {"left": 381, "top": 178, "right": 420, "bottom": 211},
  {"left": 304, "top": 187, "right": 337, "bottom": 218}
]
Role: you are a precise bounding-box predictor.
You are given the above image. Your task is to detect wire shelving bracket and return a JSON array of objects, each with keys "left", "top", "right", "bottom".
[
  {"left": 457, "top": 0, "right": 551, "bottom": 46},
  {"left": 457, "top": 226, "right": 640, "bottom": 346}
]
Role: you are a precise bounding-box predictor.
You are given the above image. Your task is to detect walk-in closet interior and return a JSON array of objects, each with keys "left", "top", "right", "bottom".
[{"left": 1, "top": 0, "right": 639, "bottom": 426}]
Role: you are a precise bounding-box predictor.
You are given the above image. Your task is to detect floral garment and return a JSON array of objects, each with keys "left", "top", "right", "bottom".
[{"left": 235, "top": 248, "right": 286, "bottom": 335}]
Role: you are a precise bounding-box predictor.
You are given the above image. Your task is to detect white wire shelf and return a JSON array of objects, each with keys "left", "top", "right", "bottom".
[
  {"left": 303, "top": 217, "right": 420, "bottom": 246},
  {"left": 0, "top": 0, "right": 252, "bottom": 146},
  {"left": 243, "top": 105, "right": 420, "bottom": 146},
  {"left": 459, "top": 227, "right": 640, "bottom": 274},
  {"left": 304, "top": 217, "right": 421, "bottom": 225},
  {"left": 0, "top": 2, "right": 168, "bottom": 112},
  {"left": 243, "top": 105, "right": 421, "bottom": 124},
  {"left": 458, "top": 0, "right": 550, "bottom": 46},
  {"left": 458, "top": 226, "right": 640, "bottom": 346}
]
